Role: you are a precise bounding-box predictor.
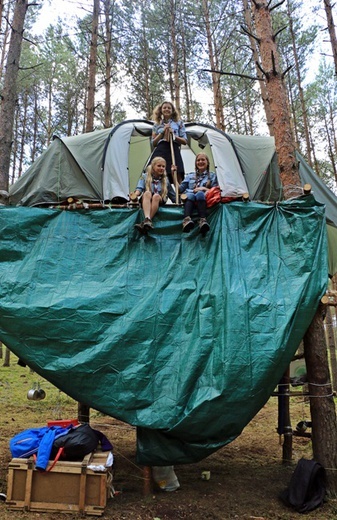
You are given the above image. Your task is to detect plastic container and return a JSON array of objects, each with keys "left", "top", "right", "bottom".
[
  {"left": 152, "top": 466, "right": 180, "bottom": 492},
  {"left": 47, "top": 419, "right": 79, "bottom": 428}
]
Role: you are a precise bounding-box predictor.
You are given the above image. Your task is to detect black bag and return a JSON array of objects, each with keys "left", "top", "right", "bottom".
[
  {"left": 280, "top": 458, "right": 326, "bottom": 513},
  {"left": 51, "top": 423, "right": 99, "bottom": 461}
]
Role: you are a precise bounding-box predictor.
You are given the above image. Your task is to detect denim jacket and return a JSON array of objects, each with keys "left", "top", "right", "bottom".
[
  {"left": 180, "top": 171, "right": 218, "bottom": 194},
  {"left": 136, "top": 173, "right": 176, "bottom": 203},
  {"left": 152, "top": 119, "right": 187, "bottom": 144}
]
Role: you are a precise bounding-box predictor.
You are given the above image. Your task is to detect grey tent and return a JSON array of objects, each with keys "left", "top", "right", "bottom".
[{"left": 9, "top": 119, "right": 337, "bottom": 274}]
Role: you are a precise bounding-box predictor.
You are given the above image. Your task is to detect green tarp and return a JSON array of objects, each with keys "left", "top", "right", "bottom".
[{"left": 0, "top": 196, "right": 327, "bottom": 464}]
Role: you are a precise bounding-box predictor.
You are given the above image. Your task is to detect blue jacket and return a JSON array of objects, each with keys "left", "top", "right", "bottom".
[
  {"left": 136, "top": 173, "right": 176, "bottom": 203},
  {"left": 180, "top": 171, "right": 218, "bottom": 194}
]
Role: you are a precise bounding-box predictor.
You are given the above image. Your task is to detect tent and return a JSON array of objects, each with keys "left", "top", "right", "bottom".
[
  {"left": 9, "top": 120, "right": 337, "bottom": 276},
  {"left": 1, "top": 121, "right": 334, "bottom": 464}
]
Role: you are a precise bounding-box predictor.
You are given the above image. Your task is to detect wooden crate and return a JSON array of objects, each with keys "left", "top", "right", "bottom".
[{"left": 6, "top": 451, "right": 113, "bottom": 516}]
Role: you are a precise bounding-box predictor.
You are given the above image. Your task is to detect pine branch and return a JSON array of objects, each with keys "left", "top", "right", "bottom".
[
  {"left": 240, "top": 24, "right": 260, "bottom": 43},
  {"left": 271, "top": 51, "right": 277, "bottom": 75},
  {"left": 269, "top": 0, "right": 286, "bottom": 12},
  {"left": 201, "top": 68, "right": 263, "bottom": 81},
  {"left": 274, "top": 25, "right": 288, "bottom": 40},
  {"left": 256, "top": 60, "right": 268, "bottom": 78},
  {"left": 19, "top": 63, "right": 43, "bottom": 71},
  {"left": 282, "top": 64, "right": 293, "bottom": 78}
]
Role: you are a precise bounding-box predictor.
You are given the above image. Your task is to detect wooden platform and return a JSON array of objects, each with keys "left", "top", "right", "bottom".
[{"left": 6, "top": 451, "right": 113, "bottom": 516}]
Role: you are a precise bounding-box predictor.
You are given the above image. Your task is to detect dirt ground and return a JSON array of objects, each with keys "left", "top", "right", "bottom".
[{"left": 1, "top": 362, "right": 337, "bottom": 520}]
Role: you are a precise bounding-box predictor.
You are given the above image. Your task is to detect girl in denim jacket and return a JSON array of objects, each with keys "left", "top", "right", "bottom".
[
  {"left": 178, "top": 153, "right": 218, "bottom": 235},
  {"left": 150, "top": 101, "right": 187, "bottom": 184},
  {"left": 132, "top": 157, "right": 176, "bottom": 234}
]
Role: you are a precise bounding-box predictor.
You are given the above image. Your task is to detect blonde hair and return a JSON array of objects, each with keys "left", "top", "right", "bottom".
[
  {"left": 145, "top": 157, "right": 168, "bottom": 200},
  {"left": 151, "top": 101, "right": 180, "bottom": 124}
]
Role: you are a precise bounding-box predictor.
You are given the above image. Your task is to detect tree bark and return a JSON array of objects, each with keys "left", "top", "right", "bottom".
[
  {"left": 304, "top": 302, "right": 337, "bottom": 495},
  {"left": 85, "top": 0, "right": 99, "bottom": 133},
  {"left": 170, "top": 0, "right": 180, "bottom": 113},
  {"left": 3, "top": 346, "right": 10, "bottom": 367},
  {"left": 202, "top": 0, "right": 225, "bottom": 130},
  {"left": 286, "top": 0, "right": 313, "bottom": 168},
  {"left": 323, "top": 0, "right": 337, "bottom": 76},
  {"left": 103, "top": 0, "right": 112, "bottom": 128},
  {"left": 0, "top": 0, "right": 28, "bottom": 191},
  {"left": 242, "top": 0, "right": 274, "bottom": 136},
  {"left": 325, "top": 306, "right": 337, "bottom": 392},
  {"left": 252, "top": 0, "right": 301, "bottom": 198},
  {"left": 251, "top": 0, "right": 337, "bottom": 494}
]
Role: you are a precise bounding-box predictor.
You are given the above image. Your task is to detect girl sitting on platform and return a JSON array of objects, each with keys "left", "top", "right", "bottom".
[
  {"left": 178, "top": 153, "right": 218, "bottom": 235},
  {"left": 131, "top": 157, "right": 176, "bottom": 234}
]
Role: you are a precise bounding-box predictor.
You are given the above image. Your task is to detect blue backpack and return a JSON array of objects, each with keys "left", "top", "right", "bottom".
[{"left": 10, "top": 425, "right": 72, "bottom": 471}]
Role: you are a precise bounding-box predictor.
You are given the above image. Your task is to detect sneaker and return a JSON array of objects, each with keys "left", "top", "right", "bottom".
[
  {"left": 134, "top": 221, "right": 146, "bottom": 234},
  {"left": 198, "top": 218, "right": 210, "bottom": 235},
  {"left": 182, "top": 216, "right": 195, "bottom": 233},
  {"left": 143, "top": 217, "right": 153, "bottom": 231}
]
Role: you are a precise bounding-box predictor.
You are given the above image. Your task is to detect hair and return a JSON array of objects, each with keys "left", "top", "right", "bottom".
[
  {"left": 151, "top": 101, "right": 180, "bottom": 124},
  {"left": 195, "top": 153, "right": 210, "bottom": 174},
  {"left": 145, "top": 157, "right": 168, "bottom": 200}
]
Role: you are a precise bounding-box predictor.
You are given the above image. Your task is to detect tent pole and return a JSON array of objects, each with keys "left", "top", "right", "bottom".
[{"left": 169, "top": 134, "right": 179, "bottom": 204}]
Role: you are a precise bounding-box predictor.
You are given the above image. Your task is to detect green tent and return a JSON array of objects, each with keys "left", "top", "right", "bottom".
[
  {"left": 9, "top": 120, "right": 337, "bottom": 275},
  {"left": 2, "top": 121, "right": 334, "bottom": 464}
]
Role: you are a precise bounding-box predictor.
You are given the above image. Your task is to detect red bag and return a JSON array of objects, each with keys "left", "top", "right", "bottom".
[{"left": 206, "top": 186, "right": 221, "bottom": 207}]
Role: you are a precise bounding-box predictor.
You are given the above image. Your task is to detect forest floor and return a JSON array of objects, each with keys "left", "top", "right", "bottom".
[{"left": 1, "top": 358, "right": 337, "bottom": 520}]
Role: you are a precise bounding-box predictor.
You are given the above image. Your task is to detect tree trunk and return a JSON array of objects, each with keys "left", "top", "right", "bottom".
[
  {"left": 252, "top": 0, "right": 300, "bottom": 198},
  {"left": 0, "top": 0, "right": 28, "bottom": 191},
  {"left": 286, "top": 0, "right": 313, "bottom": 167},
  {"left": 251, "top": 0, "right": 337, "bottom": 494},
  {"left": 3, "top": 346, "right": 10, "bottom": 367},
  {"left": 242, "top": 0, "right": 274, "bottom": 136},
  {"left": 103, "top": 0, "right": 112, "bottom": 128},
  {"left": 77, "top": 402, "right": 90, "bottom": 423},
  {"left": 304, "top": 302, "right": 337, "bottom": 495},
  {"left": 325, "top": 306, "right": 337, "bottom": 392},
  {"left": 85, "top": 0, "right": 99, "bottom": 133},
  {"left": 202, "top": 0, "right": 225, "bottom": 130},
  {"left": 170, "top": 0, "right": 180, "bottom": 112},
  {"left": 179, "top": 10, "right": 191, "bottom": 120},
  {"left": 323, "top": 0, "right": 337, "bottom": 76}
]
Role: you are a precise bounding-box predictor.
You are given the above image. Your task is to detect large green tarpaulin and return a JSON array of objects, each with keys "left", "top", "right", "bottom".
[{"left": 0, "top": 197, "right": 327, "bottom": 464}]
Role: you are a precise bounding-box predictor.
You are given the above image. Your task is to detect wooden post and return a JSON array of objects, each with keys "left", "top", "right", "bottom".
[
  {"left": 78, "top": 403, "right": 90, "bottom": 423},
  {"left": 143, "top": 466, "right": 152, "bottom": 495},
  {"left": 304, "top": 301, "right": 337, "bottom": 496},
  {"left": 277, "top": 368, "right": 292, "bottom": 464}
]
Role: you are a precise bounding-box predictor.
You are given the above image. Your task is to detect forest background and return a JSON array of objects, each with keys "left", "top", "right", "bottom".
[{"left": 0, "top": 0, "right": 337, "bottom": 194}]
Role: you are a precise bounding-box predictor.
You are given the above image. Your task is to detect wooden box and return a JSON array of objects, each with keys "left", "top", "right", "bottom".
[{"left": 6, "top": 451, "right": 113, "bottom": 516}]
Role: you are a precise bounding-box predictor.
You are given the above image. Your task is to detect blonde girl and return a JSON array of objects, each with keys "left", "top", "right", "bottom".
[{"left": 131, "top": 157, "right": 176, "bottom": 233}]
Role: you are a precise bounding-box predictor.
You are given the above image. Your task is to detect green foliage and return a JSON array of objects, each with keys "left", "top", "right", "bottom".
[{"left": 0, "top": 0, "right": 336, "bottom": 191}]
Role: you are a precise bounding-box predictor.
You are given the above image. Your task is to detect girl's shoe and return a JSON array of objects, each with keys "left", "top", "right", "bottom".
[
  {"left": 134, "top": 221, "right": 145, "bottom": 234},
  {"left": 198, "top": 218, "right": 210, "bottom": 235},
  {"left": 182, "top": 216, "right": 195, "bottom": 232},
  {"left": 143, "top": 217, "right": 153, "bottom": 231}
]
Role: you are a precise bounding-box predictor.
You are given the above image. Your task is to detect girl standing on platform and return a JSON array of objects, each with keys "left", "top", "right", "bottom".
[{"left": 150, "top": 101, "right": 187, "bottom": 184}]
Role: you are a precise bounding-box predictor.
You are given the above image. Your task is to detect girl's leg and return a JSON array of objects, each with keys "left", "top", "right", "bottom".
[
  {"left": 182, "top": 195, "right": 195, "bottom": 232},
  {"left": 150, "top": 194, "right": 162, "bottom": 219},
  {"left": 195, "top": 192, "right": 207, "bottom": 218},
  {"left": 142, "top": 191, "right": 152, "bottom": 219},
  {"left": 184, "top": 198, "right": 195, "bottom": 218}
]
